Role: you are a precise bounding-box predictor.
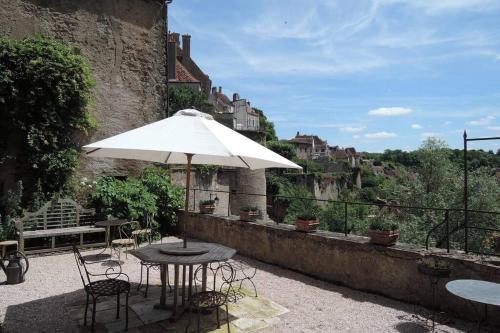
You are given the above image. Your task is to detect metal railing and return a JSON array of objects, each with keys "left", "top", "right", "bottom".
[{"left": 190, "top": 187, "right": 500, "bottom": 255}]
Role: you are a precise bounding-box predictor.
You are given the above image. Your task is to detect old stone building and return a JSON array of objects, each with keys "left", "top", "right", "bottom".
[
  {"left": 167, "top": 32, "right": 211, "bottom": 94},
  {"left": 0, "top": 0, "right": 168, "bottom": 178},
  {"left": 288, "top": 132, "right": 329, "bottom": 159},
  {"left": 209, "top": 88, "right": 260, "bottom": 133}
]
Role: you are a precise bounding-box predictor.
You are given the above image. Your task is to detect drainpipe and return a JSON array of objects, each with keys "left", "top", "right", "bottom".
[{"left": 165, "top": 0, "right": 173, "bottom": 117}]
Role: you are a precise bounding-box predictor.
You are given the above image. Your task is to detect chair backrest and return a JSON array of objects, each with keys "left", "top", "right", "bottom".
[
  {"left": 72, "top": 246, "right": 91, "bottom": 287},
  {"left": 194, "top": 261, "right": 235, "bottom": 299},
  {"left": 118, "top": 221, "right": 140, "bottom": 240}
]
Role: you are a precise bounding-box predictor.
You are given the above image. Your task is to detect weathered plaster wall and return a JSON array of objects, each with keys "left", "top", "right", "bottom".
[
  {"left": 183, "top": 213, "right": 500, "bottom": 326},
  {"left": 171, "top": 168, "right": 268, "bottom": 219},
  {"left": 0, "top": 0, "right": 166, "bottom": 177}
]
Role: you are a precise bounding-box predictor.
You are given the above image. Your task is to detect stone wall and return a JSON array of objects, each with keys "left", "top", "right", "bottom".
[
  {"left": 183, "top": 213, "right": 500, "bottom": 326},
  {"left": 0, "top": 0, "right": 167, "bottom": 177},
  {"left": 171, "top": 168, "right": 268, "bottom": 219}
]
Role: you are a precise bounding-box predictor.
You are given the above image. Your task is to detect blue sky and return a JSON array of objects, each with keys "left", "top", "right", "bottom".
[{"left": 170, "top": 0, "right": 500, "bottom": 152}]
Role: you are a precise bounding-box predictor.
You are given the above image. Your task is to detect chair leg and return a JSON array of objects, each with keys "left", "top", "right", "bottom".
[
  {"left": 138, "top": 264, "right": 144, "bottom": 292},
  {"left": 197, "top": 308, "right": 201, "bottom": 333},
  {"left": 226, "top": 303, "right": 231, "bottom": 333},
  {"left": 84, "top": 293, "right": 89, "bottom": 326},
  {"left": 216, "top": 306, "right": 220, "bottom": 328},
  {"left": 125, "top": 292, "right": 129, "bottom": 331},
  {"left": 185, "top": 306, "right": 192, "bottom": 333},
  {"left": 116, "top": 293, "right": 120, "bottom": 319},
  {"left": 91, "top": 297, "right": 97, "bottom": 333}
]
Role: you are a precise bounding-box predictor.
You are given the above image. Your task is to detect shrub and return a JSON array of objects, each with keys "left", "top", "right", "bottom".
[
  {"left": 91, "top": 177, "right": 157, "bottom": 220},
  {"left": 369, "top": 216, "right": 398, "bottom": 231},
  {"left": 200, "top": 199, "right": 215, "bottom": 205},
  {"left": 240, "top": 205, "right": 258, "bottom": 212},
  {"left": 0, "top": 36, "right": 95, "bottom": 204},
  {"left": 296, "top": 211, "right": 318, "bottom": 220}
]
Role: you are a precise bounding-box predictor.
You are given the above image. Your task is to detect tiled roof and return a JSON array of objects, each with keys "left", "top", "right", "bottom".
[
  {"left": 171, "top": 60, "right": 199, "bottom": 83},
  {"left": 289, "top": 135, "right": 327, "bottom": 147},
  {"left": 214, "top": 92, "right": 231, "bottom": 106}
]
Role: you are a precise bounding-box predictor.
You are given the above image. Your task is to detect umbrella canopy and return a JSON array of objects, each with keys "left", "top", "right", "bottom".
[
  {"left": 84, "top": 109, "right": 301, "bottom": 250},
  {"left": 84, "top": 109, "right": 301, "bottom": 170}
]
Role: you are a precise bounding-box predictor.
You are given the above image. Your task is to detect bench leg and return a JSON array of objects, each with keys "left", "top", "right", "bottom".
[
  {"left": 51, "top": 237, "right": 55, "bottom": 250},
  {"left": 80, "top": 234, "right": 84, "bottom": 246}
]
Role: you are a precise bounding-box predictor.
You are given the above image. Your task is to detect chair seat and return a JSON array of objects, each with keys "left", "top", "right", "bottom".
[
  {"left": 112, "top": 238, "right": 135, "bottom": 246},
  {"left": 190, "top": 291, "right": 227, "bottom": 308},
  {"left": 85, "top": 279, "right": 130, "bottom": 296},
  {"left": 132, "top": 229, "right": 151, "bottom": 236}
]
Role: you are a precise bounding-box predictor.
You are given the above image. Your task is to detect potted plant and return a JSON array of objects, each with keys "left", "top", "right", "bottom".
[
  {"left": 239, "top": 206, "right": 259, "bottom": 222},
  {"left": 418, "top": 256, "right": 451, "bottom": 278},
  {"left": 199, "top": 199, "right": 216, "bottom": 214},
  {"left": 368, "top": 217, "right": 399, "bottom": 246},
  {"left": 295, "top": 211, "right": 320, "bottom": 232}
]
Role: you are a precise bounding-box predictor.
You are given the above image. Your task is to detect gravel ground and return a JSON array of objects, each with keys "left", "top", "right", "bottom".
[{"left": 0, "top": 238, "right": 484, "bottom": 333}]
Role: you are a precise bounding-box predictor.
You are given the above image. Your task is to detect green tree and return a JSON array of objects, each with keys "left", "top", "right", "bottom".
[
  {"left": 167, "top": 86, "right": 214, "bottom": 116},
  {"left": 266, "top": 141, "right": 296, "bottom": 160},
  {"left": 0, "top": 36, "right": 95, "bottom": 206},
  {"left": 253, "top": 108, "right": 278, "bottom": 141}
]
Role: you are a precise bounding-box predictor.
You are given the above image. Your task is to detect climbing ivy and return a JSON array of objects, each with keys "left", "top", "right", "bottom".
[{"left": 0, "top": 36, "right": 95, "bottom": 205}]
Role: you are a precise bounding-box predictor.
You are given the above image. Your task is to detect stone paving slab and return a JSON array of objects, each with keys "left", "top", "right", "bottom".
[{"left": 66, "top": 286, "right": 288, "bottom": 332}]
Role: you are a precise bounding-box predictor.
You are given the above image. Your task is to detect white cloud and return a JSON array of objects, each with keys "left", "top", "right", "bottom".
[
  {"left": 340, "top": 126, "right": 365, "bottom": 133},
  {"left": 467, "top": 115, "right": 495, "bottom": 126},
  {"left": 364, "top": 132, "right": 397, "bottom": 139},
  {"left": 486, "top": 126, "right": 500, "bottom": 131},
  {"left": 411, "top": 123, "right": 423, "bottom": 129},
  {"left": 353, "top": 134, "right": 361, "bottom": 139},
  {"left": 495, "top": 54, "right": 500, "bottom": 61},
  {"left": 444, "top": 121, "right": 452, "bottom": 126},
  {"left": 368, "top": 107, "right": 413, "bottom": 116}
]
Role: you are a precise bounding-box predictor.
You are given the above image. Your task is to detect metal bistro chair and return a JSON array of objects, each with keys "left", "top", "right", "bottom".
[
  {"left": 134, "top": 214, "right": 171, "bottom": 297},
  {"left": 227, "top": 259, "right": 257, "bottom": 299},
  {"left": 111, "top": 221, "right": 139, "bottom": 261},
  {"left": 185, "top": 262, "right": 236, "bottom": 333},
  {"left": 72, "top": 246, "right": 130, "bottom": 333}
]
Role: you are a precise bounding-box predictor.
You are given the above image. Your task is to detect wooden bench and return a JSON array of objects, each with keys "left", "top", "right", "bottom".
[{"left": 14, "top": 198, "right": 106, "bottom": 253}]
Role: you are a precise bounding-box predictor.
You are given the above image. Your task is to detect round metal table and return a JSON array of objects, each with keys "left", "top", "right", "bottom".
[
  {"left": 129, "top": 242, "right": 236, "bottom": 321},
  {"left": 446, "top": 279, "right": 500, "bottom": 330}
]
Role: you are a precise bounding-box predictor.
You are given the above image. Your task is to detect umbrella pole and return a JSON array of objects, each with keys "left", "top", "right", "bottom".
[{"left": 183, "top": 154, "right": 193, "bottom": 248}]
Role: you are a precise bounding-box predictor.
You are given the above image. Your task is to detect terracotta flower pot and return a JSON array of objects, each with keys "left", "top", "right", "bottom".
[
  {"left": 199, "top": 204, "right": 215, "bottom": 214},
  {"left": 295, "top": 219, "right": 320, "bottom": 232},
  {"left": 368, "top": 229, "right": 399, "bottom": 246},
  {"left": 239, "top": 210, "right": 258, "bottom": 222}
]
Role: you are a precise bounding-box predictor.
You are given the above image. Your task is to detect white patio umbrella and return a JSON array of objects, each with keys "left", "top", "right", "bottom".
[{"left": 84, "top": 109, "right": 301, "bottom": 250}]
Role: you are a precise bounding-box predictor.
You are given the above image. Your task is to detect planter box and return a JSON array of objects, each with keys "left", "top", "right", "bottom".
[
  {"left": 368, "top": 230, "right": 399, "bottom": 246},
  {"left": 295, "top": 219, "right": 320, "bottom": 233},
  {"left": 199, "top": 204, "right": 215, "bottom": 214},
  {"left": 240, "top": 211, "right": 258, "bottom": 222}
]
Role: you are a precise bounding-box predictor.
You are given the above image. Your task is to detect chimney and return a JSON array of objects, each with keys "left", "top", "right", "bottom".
[
  {"left": 171, "top": 32, "right": 180, "bottom": 44},
  {"left": 296, "top": 131, "right": 300, "bottom": 137},
  {"left": 232, "top": 93, "right": 240, "bottom": 102},
  {"left": 182, "top": 34, "right": 191, "bottom": 60},
  {"left": 167, "top": 33, "right": 177, "bottom": 80},
  {"left": 218, "top": 86, "right": 222, "bottom": 93},
  {"left": 211, "top": 87, "right": 217, "bottom": 96}
]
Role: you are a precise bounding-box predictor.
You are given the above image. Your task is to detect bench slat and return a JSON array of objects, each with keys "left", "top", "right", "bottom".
[{"left": 23, "top": 226, "right": 106, "bottom": 238}]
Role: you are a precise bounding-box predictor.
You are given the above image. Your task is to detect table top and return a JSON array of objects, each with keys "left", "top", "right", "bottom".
[
  {"left": 129, "top": 242, "right": 236, "bottom": 265},
  {"left": 95, "top": 219, "right": 130, "bottom": 227},
  {"left": 446, "top": 279, "right": 500, "bottom": 306}
]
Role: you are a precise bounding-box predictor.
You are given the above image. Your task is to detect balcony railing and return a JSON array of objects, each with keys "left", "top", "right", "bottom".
[{"left": 190, "top": 188, "right": 500, "bottom": 255}]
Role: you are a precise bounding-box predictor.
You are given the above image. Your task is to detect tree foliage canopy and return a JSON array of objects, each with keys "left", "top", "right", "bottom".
[{"left": 0, "top": 36, "right": 95, "bottom": 207}]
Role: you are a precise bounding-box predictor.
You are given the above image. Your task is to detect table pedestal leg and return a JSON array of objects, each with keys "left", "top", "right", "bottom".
[
  {"left": 182, "top": 265, "right": 187, "bottom": 307},
  {"left": 201, "top": 264, "right": 208, "bottom": 292}
]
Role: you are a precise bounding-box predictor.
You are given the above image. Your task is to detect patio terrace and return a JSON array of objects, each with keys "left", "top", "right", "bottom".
[{"left": 0, "top": 236, "right": 493, "bottom": 333}]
